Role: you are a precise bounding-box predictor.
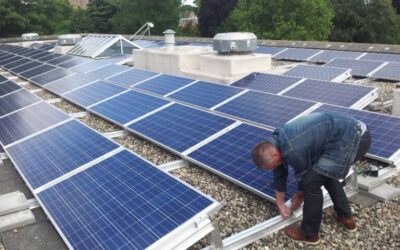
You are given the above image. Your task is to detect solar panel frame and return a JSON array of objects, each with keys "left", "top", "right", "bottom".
[
  {"left": 308, "top": 50, "right": 365, "bottom": 63},
  {"left": 369, "top": 62, "right": 400, "bottom": 81},
  {"left": 86, "top": 64, "right": 130, "bottom": 79},
  {"left": 30, "top": 68, "right": 73, "bottom": 86},
  {"left": 0, "top": 89, "right": 41, "bottom": 118},
  {"left": 274, "top": 48, "right": 322, "bottom": 61},
  {"left": 324, "top": 58, "right": 385, "bottom": 77},
  {"left": 107, "top": 68, "right": 159, "bottom": 87},
  {"left": 133, "top": 74, "right": 195, "bottom": 96},
  {"left": 44, "top": 73, "right": 98, "bottom": 95},
  {"left": 283, "top": 64, "right": 351, "bottom": 82}
]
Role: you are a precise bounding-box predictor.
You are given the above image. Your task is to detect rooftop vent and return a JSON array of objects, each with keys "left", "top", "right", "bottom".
[
  {"left": 21, "top": 33, "right": 39, "bottom": 41},
  {"left": 213, "top": 32, "right": 257, "bottom": 55},
  {"left": 58, "top": 34, "right": 82, "bottom": 46}
]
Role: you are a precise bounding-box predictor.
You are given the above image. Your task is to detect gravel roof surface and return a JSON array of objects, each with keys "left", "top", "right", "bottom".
[
  {"left": 77, "top": 114, "right": 120, "bottom": 133},
  {"left": 35, "top": 89, "right": 58, "bottom": 100},
  {"left": 52, "top": 100, "right": 84, "bottom": 114}
]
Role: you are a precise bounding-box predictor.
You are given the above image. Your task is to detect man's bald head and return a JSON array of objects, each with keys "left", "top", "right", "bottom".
[{"left": 252, "top": 141, "right": 281, "bottom": 170}]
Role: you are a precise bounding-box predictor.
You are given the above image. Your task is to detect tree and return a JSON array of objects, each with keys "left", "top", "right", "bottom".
[
  {"left": 221, "top": 0, "right": 333, "bottom": 41},
  {"left": 86, "top": 0, "right": 116, "bottom": 33},
  {"left": 70, "top": 7, "right": 91, "bottom": 33},
  {"left": 197, "top": 0, "right": 238, "bottom": 37},
  {"left": 112, "top": 0, "right": 181, "bottom": 35}
]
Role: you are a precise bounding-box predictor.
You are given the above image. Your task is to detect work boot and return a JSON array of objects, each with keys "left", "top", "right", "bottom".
[
  {"left": 283, "top": 226, "right": 320, "bottom": 245},
  {"left": 336, "top": 216, "right": 357, "bottom": 232}
]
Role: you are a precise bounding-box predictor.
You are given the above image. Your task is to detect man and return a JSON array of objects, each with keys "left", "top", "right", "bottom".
[{"left": 252, "top": 112, "right": 371, "bottom": 245}]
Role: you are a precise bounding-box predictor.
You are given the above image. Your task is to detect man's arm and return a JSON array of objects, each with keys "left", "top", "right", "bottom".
[{"left": 275, "top": 191, "right": 291, "bottom": 218}]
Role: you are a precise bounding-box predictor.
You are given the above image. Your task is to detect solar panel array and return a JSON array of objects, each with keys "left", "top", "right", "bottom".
[
  {"left": 308, "top": 50, "right": 364, "bottom": 63},
  {"left": 274, "top": 48, "right": 322, "bottom": 61},
  {"left": 369, "top": 62, "right": 400, "bottom": 81},
  {"left": 325, "top": 58, "right": 385, "bottom": 77},
  {"left": 283, "top": 64, "right": 351, "bottom": 82}
]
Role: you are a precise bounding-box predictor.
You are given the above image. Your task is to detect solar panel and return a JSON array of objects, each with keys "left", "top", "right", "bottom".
[
  {"left": 281, "top": 79, "right": 376, "bottom": 107},
  {"left": 313, "top": 104, "right": 400, "bottom": 161},
  {"left": 215, "top": 91, "right": 316, "bottom": 128},
  {"left": 359, "top": 53, "right": 400, "bottom": 63},
  {"left": 45, "top": 73, "right": 97, "bottom": 95},
  {"left": 37, "top": 149, "right": 215, "bottom": 249},
  {"left": 19, "top": 50, "right": 45, "bottom": 58},
  {"left": 308, "top": 50, "right": 364, "bottom": 63},
  {"left": 0, "top": 81, "right": 22, "bottom": 97},
  {"left": 188, "top": 123, "right": 297, "bottom": 200},
  {"left": 6, "top": 120, "right": 119, "bottom": 189},
  {"left": 274, "top": 48, "right": 322, "bottom": 61},
  {"left": 0, "top": 75, "right": 8, "bottom": 83},
  {"left": 86, "top": 64, "right": 130, "bottom": 79},
  {"left": 30, "top": 68, "right": 73, "bottom": 86},
  {"left": 231, "top": 72, "right": 302, "bottom": 94},
  {"left": 37, "top": 53, "right": 64, "bottom": 62},
  {"left": 0, "top": 89, "right": 41, "bottom": 117},
  {"left": 29, "top": 51, "right": 51, "bottom": 60},
  {"left": 48, "top": 55, "right": 75, "bottom": 65},
  {"left": 107, "top": 69, "right": 158, "bottom": 87},
  {"left": 10, "top": 61, "right": 40, "bottom": 74},
  {"left": 283, "top": 64, "right": 351, "bottom": 82},
  {"left": 70, "top": 60, "right": 110, "bottom": 73},
  {"left": 0, "top": 55, "right": 24, "bottom": 65},
  {"left": 324, "top": 58, "right": 385, "bottom": 77},
  {"left": 255, "top": 46, "right": 287, "bottom": 56},
  {"left": 63, "top": 80, "right": 127, "bottom": 108},
  {"left": 58, "top": 57, "right": 92, "bottom": 69},
  {"left": 19, "top": 64, "right": 56, "bottom": 79},
  {"left": 2, "top": 58, "right": 29, "bottom": 70},
  {"left": 133, "top": 74, "right": 194, "bottom": 95},
  {"left": 18, "top": 48, "right": 39, "bottom": 56},
  {"left": 369, "top": 62, "right": 400, "bottom": 81},
  {"left": 0, "top": 102, "right": 70, "bottom": 146},
  {"left": 168, "top": 81, "right": 244, "bottom": 108},
  {"left": 127, "top": 104, "right": 235, "bottom": 153},
  {"left": 90, "top": 90, "right": 170, "bottom": 125}
]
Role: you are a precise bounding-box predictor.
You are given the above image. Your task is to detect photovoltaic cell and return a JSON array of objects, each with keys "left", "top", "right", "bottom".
[
  {"left": 324, "top": 58, "right": 384, "bottom": 77},
  {"left": 71, "top": 60, "right": 110, "bottom": 74},
  {"left": 359, "top": 53, "right": 400, "bottom": 63},
  {"left": 19, "top": 64, "right": 56, "bottom": 79},
  {"left": 0, "top": 102, "right": 69, "bottom": 146},
  {"left": 255, "top": 46, "right": 287, "bottom": 56},
  {"left": 22, "top": 50, "right": 46, "bottom": 58},
  {"left": 10, "top": 61, "right": 41, "bottom": 74},
  {"left": 231, "top": 72, "right": 301, "bottom": 94},
  {"left": 313, "top": 104, "right": 400, "bottom": 160},
  {"left": 0, "top": 75, "right": 8, "bottom": 83},
  {"left": 37, "top": 150, "right": 214, "bottom": 249},
  {"left": 86, "top": 64, "right": 130, "bottom": 79},
  {"left": 37, "top": 53, "right": 64, "bottom": 62},
  {"left": 216, "top": 91, "right": 316, "bottom": 128},
  {"left": 48, "top": 55, "right": 75, "bottom": 65},
  {"left": 282, "top": 79, "right": 375, "bottom": 107},
  {"left": 133, "top": 74, "right": 194, "bottom": 95},
  {"left": 369, "top": 62, "right": 400, "bottom": 81},
  {"left": 45, "top": 73, "right": 97, "bottom": 95},
  {"left": 128, "top": 104, "right": 235, "bottom": 153},
  {"left": 188, "top": 123, "right": 297, "bottom": 200},
  {"left": 169, "top": 81, "right": 244, "bottom": 108},
  {"left": 0, "top": 55, "right": 24, "bottom": 65},
  {"left": 0, "top": 89, "right": 41, "bottom": 117},
  {"left": 107, "top": 69, "right": 158, "bottom": 87},
  {"left": 90, "top": 90, "right": 170, "bottom": 125},
  {"left": 63, "top": 80, "right": 126, "bottom": 107},
  {"left": 309, "top": 50, "right": 364, "bottom": 63},
  {"left": 6, "top": 120, "right": 119, "bottom": 189},
  {"left": 274, "top": 48, "right": 322, "bottom": 61},
  {"left": 283, "top": 64, "right": 350, "bottom": 81},
  {"left": 2, "top": 58, "right": 28, "bottom": 70},
  {"left": 30, "top": 51, "right": 51, "bottom": 60},
  {"left": 30, "top": 68, "right": 73, "bottom": 86},
  {"left": 0, "top": 81, "right": 21, "bottom": 97},
  {"left": 58, "top": 57, "right": 91, "bottom": 69}
]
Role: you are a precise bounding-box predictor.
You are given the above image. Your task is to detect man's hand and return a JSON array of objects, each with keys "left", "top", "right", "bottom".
[
  {"left": 277, "top": 203, "right": 291, "bottom": 218},
  {"left": 290, "top": 191, "right": 304, "bottom": 211}
]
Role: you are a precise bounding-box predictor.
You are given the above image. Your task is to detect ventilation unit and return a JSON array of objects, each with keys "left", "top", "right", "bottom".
[
  {"left": 213, "top": 32, "right": 257, "bottom": 55},
  {"left": 21, "top": 33, "right": 39, "bottom": 41},
  {"left": 58, "top": 34, "right": 82, "bottom": 46}
]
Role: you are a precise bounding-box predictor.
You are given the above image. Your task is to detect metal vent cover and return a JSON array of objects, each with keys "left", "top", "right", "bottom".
[
  {"left": 58, "top": 34, "right": 82, "bottom": 45},
  {"left": 21, "top": 33, "right": 39, "bottom": 41},
  {"left": 213, "top": 32, "right": 257, "bottom": 55}
]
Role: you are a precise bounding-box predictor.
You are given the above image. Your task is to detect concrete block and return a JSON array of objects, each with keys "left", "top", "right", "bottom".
[
  {"left": 0, "top": 210, "right": 35, "bottom": 233},
  {"left": 359, "top": 183, "right": 400, "bottom": 202},
  {"left": 0, "top": 192, "right": 29, "bottom": 216}
]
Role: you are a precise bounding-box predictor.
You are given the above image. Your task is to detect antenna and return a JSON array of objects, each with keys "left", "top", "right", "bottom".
[{"left": 129, "top": 22, "right": 154, "bottom": 41}]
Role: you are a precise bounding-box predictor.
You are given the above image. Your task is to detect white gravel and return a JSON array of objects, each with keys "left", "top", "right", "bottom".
[
  {"left": 35, "top": 90, "right": 58, "bottom": 100},
  {"left": 77, "top": 114, "right": 120, "bottom": 133},
  {"left": 52, "top": 101, "right": 84, "bottom": 114}
]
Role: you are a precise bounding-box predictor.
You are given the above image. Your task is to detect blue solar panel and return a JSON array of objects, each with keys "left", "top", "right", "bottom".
[
  {"left": 90, "top": 90, "right": 170, "bottom": 125},
  {"left": 309, "top": 50, "right": 364, "bottom": 63},
  {"left": 0, "top": 82, "right": 17, "bottom": 96},
  {"left": 255, "top": 46, "right": 287, "bottom": 56},
  {"left": 283, "top": 64, "right": 350, "bottom": 81},
  {"left": 10, "top": 61, "right": 41, "bottom": 74},
  {"left": 359, "top": 53, "right": 400, "bottom": 63},
  {"left": 19, "top": 64, "right": 57, "bottom": 79},
  {"left": 71, "top": 60, "right": 110, "bottom": 73},
  {"left": 37, "top": 150, "right": 214, "bottom": 249},
  {"left": 63, "top": 80, "right": 127, "bottom": 107},
  {"left": 313, "top": 104, "right": 400, "bottom": 160},
  {"left": 0, "top": 89, "right": 41, "bottom": 117},
  {"left": 2, "top": 58, "right": 28, "bottom": 70},
  {"left": 169, "top": 81, "right": 244, "bottom": 108},
  {"left": 30, "top": 68, "right": 73, "bottom": 86},
  {"left": 274, "top": 48, "right": 322, "bottom": 61},
  {"left": 58, "top": 57, "right": 91, "bottom": 69},
  {"left": 0, "top": 102, "right": 69, "bottom": 146},
  {"left": 37, "top": 53, "right": 64, "bottom": 62},
  {"left": 45, "top": 73, "right": 97, "bottom": 95},
  {"left": 216, "top": 91, "right": 316, "bottom": 128},
  {"left": 188, "top": 123, "right": 297, "bottom": 200},
  {"left": 282, "top": 79, "right": 375, "bottom": 107},
  {"left": 370, "top": 62, "right": 400, "bottom": 81},
  {"left": 48, "top": 55, "right": 75, "bottom": 65},
  {"left": 23, "top": 50, "right": 47, "bottom": 58},
  {"left": 6, "top": 120, "right": 119, "bottom": 189},
  {"left": 134, "top": 74, "right": 194, "bottom": 95},
  {"left": 128, "top": 104, "right": 235, "bottom": 153},
  {"left": 87, "top": 64, "right": 130, "bottom": 79},
  {"left": 0, "top": 75, "right": 8, "bottom": 83},
  {"left": 325, "top": 59, "right": 384, "bottom": 77},
  {"left": 231, "top": 72, "right": 301, "bottom": 94},
  {"left": 107, "top": 69, "right": 158, "bottom": 87},
  {"left": 0, "top": 55, "right": 24, "bottom": 65}
]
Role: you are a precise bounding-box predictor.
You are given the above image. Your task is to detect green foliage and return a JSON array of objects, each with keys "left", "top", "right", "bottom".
[
  {"left": 111, "top": 0, "right": 181, "bottom": 35},
  {"left": 70, "top": 7, "right": 91, "bottom": 33},
  {"left": 221, "top": 0, "right": 333, "bottom": 41},
  {"left": 86, "top": 0, "right": 116, "bottom": 33}
]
